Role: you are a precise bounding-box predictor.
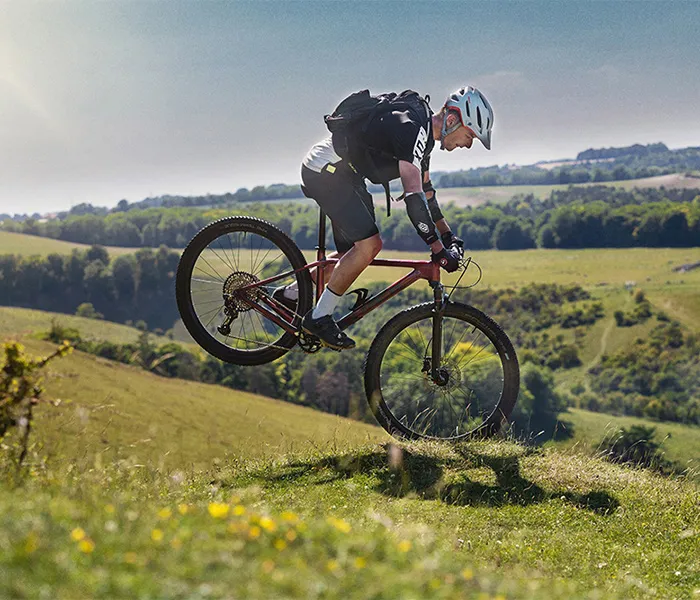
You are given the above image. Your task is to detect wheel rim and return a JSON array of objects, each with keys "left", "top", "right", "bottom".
[
  {"left": 187, "top": 228, "right": 301, "bottom": 353},
  {"left": 378, "top": 312, "right": 506, "bottom": 439}
]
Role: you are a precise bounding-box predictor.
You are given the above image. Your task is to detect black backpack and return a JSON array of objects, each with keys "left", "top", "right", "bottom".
[{"left": 324, "top": 89, "right": 432, "bottom": 215}]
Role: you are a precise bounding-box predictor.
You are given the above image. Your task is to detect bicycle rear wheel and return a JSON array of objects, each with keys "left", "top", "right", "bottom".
[
  {"left": 364, "top": 301, "right": 519, "bottom": 440},
  {"left": 176, "top": 216, "right": 313, "bottom": 365}
]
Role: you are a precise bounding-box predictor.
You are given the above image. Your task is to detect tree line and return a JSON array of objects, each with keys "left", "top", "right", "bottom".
[
  {"left": 0, "top": 246, "right": 179, "bottom": 331},
  {"left": 434, "top": 144, "right": 700, "bottom": 188},
  {"left": 4, "top": 186, "right": 700, "bottom": 251}
]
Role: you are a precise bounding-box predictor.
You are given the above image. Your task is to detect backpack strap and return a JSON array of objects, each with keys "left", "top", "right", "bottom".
[{"left": 383, "top": 183, "right": 392, "bottom": 217}]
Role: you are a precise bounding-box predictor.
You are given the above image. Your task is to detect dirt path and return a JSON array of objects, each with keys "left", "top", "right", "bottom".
[{"left": 588, "top": 317, "right": 615, "bottom": 369}]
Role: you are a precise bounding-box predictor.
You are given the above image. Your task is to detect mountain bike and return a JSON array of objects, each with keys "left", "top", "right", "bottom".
[{"left": 175, "top": 209, "right": 519, "bottom": 441}]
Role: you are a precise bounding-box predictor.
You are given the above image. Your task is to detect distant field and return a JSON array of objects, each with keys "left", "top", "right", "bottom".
[
  {"left": 555, "top": 408, "right": 700, "bottom": 479},
  {"left": 0, "top": 306, "right": 175, "bottom": 345},
  {"left": 0, "top": 231, "right": 134, "bottom": 257},
  {"left": 372, "top": 173, "right": 700, "bottom": 207}
]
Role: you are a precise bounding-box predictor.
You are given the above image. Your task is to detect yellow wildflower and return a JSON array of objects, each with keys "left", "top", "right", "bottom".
[
  {"left": 170, "top": 538, "right": 183, "bottom": 549},
  {"left": 328, "top": 517, "right": 351, "bottom": 533},
  {"left": 79, "top": 539, "right": 95, "bottom": 554},
  {"left": 158, "top": 507, "right": 172, "bottom": 520},
  {"left": 429, "top": 578, "right": 441, "bottom": 589},
  {"left": 248, "top": 526, "right": 261, "bottom": 540},
  {"left": 259, "top": 517, "right": 277, "bottom": 532},
  {"left": 24, "top": 532, "right": 39, "bottom": 554},
  {"left": 461, "top": 568, "right": 474, "bottom": 581},
  {"left": 274, "top": 539, "right": 287, "bottom": 551},
  {"left": 354, "top": 556, "right": 367, "bottom": 569},
  {"left": 208, "top": 503, "right": 230, "bottom": 519},
  {"left": 233, "top": 505, "right": 246, "bottom": 516},
  {"left": 397, "top": 540, "right": 412, "bottom": 553},
  {"left": 151, "top": 529, "right": 164, "bottom": 542},
  {"left": 262, "top": 560, "right": 275, "bottom": 573},
  {"left": 104, "top": 504, "right": 115, "bottom": 515},
  {"left": 177, "top": 504, "right": 189, "bottom": 515},
  {"left": 326, "top": 559, "right": 339, "bottom": 572},
  {"left": 280, "top": 511, "right": 298, "bottom": 523},
  {"left": 285, "top": 530, "right": 297, "bottom": 542},
  {"left": 70, "top": 528, "right": 86, "bottom": 542}
]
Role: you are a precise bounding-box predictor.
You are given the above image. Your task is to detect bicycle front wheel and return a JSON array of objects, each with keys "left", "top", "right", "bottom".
[
  {"left": 176, "top": 216, "right": 313, "bottom": 365},
  {"left": 364, "top": 302, "right": 519, "bottom": 441}
]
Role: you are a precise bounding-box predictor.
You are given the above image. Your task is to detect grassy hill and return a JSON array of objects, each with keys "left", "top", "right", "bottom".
[
  {"left": 2, "top": 312, "right": 700, "bottom": 597},
  {"left": 0, "top": 230, "right": 135, "bottom": 257},
  {"left": 556, "top": 408, "right": 700, "bottom": 477},
  {"left": 1, "top": 434, "right": 698, "bottom": 598},
  {"left": 15, "top": 336, "right": 384, "bottom": 469}
]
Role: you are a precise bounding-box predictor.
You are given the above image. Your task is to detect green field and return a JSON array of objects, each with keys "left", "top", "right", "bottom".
[
  {"left": 2, "top": 304, "right": 700, "bottom": 597},
  {"left": 556, "top": 408, "right": 700, "bottom": 476},
  {"left": 372, "top": 173, "right": 700, "bottom": 207},
  {"left": 14, "top": 336, "right": 384, "bottom": 469},
  {"left": 0, "top": 306, "right": 171, "bottom": 344},
  {"left": 0, "top": 230, "right": 134, "bottom": 257}
]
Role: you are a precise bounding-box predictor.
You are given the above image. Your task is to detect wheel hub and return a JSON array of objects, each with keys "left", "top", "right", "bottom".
[{"left": 422, "top": 357, "right": 462, "bottom": 391}]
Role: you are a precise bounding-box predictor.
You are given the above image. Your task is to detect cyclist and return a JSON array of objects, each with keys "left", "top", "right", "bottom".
[{"left": 274, "top": 86, "right": 494, "bottom": 350}]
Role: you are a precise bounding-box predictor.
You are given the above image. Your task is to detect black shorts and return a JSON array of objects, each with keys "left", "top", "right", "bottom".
[{"left": 301, "top": 163, "right": 379, "bottom": 254}]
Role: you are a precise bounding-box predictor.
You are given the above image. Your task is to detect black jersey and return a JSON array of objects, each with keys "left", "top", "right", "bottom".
[{"left": 349, "top": 105, "right": 434, "bottom": 184}]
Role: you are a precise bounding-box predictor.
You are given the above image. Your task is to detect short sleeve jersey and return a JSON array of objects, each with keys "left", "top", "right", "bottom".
[{"left": 351, "top": 107, "right": 434, "bottom": 184}]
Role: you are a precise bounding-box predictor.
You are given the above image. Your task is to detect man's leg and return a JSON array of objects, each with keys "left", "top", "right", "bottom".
[
  {"left": 311, "top": 234, "right": 381, "bottom": 320},
  {"left": 326, "top": 234, "right": 382, "bottom": 295}
]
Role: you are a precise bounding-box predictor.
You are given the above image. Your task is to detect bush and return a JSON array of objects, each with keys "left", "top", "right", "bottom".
[
  {"left": 0, "top": 341, "right": 72, "bottom": 470},
  {"left": 600, "top": 425, "right": 671, "bottom": 471},
  {"left": 76, "top": 302, "right": 104, "bottom": 320}
]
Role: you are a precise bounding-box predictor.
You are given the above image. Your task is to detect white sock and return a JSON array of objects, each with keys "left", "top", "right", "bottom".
[{"left": 312, "top": 287, "right": 343, "bottom": 319}]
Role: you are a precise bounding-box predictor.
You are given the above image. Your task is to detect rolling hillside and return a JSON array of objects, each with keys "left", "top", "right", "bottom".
[
  {"left": 371, "top": 173, "right": 700, "bottom": 207},
  {"left": 0, "top": 230, "right": 135, "bottom": 257},
  {"left": 12, "top": 335, "right": 384, "bottom": 469}
]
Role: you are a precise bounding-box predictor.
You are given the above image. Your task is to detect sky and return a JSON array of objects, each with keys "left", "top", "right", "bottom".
[{"left": 1, "top": 0, "right": 699, "bottom": 215}]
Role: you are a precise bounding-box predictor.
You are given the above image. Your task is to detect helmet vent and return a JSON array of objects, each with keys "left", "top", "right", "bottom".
[
  {"left": 464, "top": 103, "right": 470, "bottom": 118},
  {"left": 477, "top": 107, "right": 482, "bottom": 129}
]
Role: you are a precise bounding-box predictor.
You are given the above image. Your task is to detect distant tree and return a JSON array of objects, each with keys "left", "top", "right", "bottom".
[{"left": 76, "top": 302, "right": 103, "bottom": 320}]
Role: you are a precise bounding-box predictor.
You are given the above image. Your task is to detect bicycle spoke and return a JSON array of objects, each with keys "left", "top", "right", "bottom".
[
  {"left": 378, "top": 313, "right": 507, "bottom": 440},
  {"left": 184, "top": 223, "right": 305, "bottom": 358}
]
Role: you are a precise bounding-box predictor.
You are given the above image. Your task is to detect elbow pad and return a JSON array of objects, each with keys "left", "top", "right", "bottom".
[{"left": 405, "top": 192, "right": 438, "bottom": 245}]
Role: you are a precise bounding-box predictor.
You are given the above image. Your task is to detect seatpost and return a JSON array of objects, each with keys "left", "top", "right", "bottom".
[{"left": 316, "top": 207, "right": 327, "bottom": 302}]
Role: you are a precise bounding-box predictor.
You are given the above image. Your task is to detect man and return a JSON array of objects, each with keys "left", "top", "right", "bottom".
[{"left": 275, "top": 86, "right": 494, "bottom": 350}]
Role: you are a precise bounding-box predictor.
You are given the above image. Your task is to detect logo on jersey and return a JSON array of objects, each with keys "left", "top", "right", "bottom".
[
  {"left": 418, "top": 222, "right": 430, "bottom": 233},
  {"left": 412, "top": 127, "right": 428, "bottom": 170}
]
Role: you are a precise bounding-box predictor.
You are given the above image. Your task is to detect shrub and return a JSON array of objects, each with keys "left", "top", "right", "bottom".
[{"left": 0, "top": 341, "right": 72, "bottom": 470}]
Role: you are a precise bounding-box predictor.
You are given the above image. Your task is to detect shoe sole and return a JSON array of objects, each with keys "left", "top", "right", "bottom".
[{"left": 301, "top": 325, "right": 356, "bottom": 351}]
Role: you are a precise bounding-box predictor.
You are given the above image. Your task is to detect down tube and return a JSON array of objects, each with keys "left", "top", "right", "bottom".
[{"left": 336, "top": 269, "right": 423, "bottom": 330}]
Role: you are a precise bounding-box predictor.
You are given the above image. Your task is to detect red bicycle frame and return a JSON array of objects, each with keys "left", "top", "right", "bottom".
[
  {"left": 234, "top": 208, "right": 449, "bottom": 381},
  {"left": 236, "top": 207, "right": 443, "bottom": 333}
]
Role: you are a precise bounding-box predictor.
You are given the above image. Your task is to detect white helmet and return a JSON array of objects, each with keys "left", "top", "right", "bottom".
[{"left": 442, "top": 86, "right": 494, "bottom": 149}]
